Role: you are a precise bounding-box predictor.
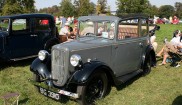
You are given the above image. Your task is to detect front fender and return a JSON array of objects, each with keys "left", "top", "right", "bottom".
[
  {"left": 69, "top": 61, "right": 114, "bottom": 85},
  {"left": 30, "top": 57, "right": 51, "bottom": 79}
]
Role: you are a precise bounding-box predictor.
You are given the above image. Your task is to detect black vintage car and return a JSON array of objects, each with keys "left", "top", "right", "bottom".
[{"left": 0, "top": 13, "right": 59, "bottom": 62}]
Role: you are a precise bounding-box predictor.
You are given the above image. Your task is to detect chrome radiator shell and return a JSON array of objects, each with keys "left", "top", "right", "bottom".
[{"left": 51, "top": 48, "right": 69, "bottom": 87}]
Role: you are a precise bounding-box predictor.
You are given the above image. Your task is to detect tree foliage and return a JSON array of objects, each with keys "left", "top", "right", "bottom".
[
  {"left": 158, "top": 5, "right": 174, "bottom": 18},
  {"left": 73, "top": 0, "right": 95, "bottom": 16},
  {"left": 38, "top": 5, "right": 60, "bottom": 16},
  {"left": 174, "top": 2, "right": 182, "bottom": 18},
  {"left": 1, "top": 0, "right": 35, "bottom": 15},
  {"left": 96, "top": 0, "right": 107, "bottom": 14},
  {"left": 143, "top": 2, "right": 158, "bottom": 18},
  {"left": 116, "top": 0, "right": 149, "bottom": 16},
  {"left": 59, "top": 0, "right": 75, "bottom": 17}
]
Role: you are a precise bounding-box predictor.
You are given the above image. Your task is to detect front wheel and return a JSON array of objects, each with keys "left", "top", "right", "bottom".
[{"left": 77, "top": 71, "right": 109, "bottom": 105}]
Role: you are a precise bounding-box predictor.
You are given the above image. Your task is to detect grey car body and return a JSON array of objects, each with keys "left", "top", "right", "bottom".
[{"left": 30, "top": 15, "right": 156, "bottom": 104}]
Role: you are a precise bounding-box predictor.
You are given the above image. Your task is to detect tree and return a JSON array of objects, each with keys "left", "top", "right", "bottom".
[
  {"left": 116, "top": 0, "right": 149, "bottom": 16},
  {"left": 96, "top": 0, "right": 107, "bottom": 14},
  {"left": 59, "top": 0, "right": 75, "bottom": 17},
  {"left": 158, "top": 5, "right": 174, "bottom": 18},
  {"left": 18, "top": 0, "right": 35, "bottom": 13},
  {"left": 2, "top": 2, "right": 23, "bottom": 15},
  {"left": 1, "top": 0, "right": 35, "bottom": 15},
  {"left": 73, "top": 0, "right": 95, "bottom": 16},
  {"left": 0, "top": 0, "right": 5, "bottom": 15},
  {"left": 106, "top": 5, "right": 111, "bottom": 15},
  {"left": 174, "top": 2, "right": 182, "bottom": 18},
  {"left": 143, "top": 2, "right": 158, "bottom": 18}
]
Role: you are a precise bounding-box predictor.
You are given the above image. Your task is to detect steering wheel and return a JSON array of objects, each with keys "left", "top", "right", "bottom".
[{"left": 85, "top": 33, "right": 92, "bottom": 36}]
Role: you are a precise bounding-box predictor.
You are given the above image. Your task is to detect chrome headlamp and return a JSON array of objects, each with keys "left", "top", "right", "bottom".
[
  {"left": 70, "top": 54, "right": 82, "bottom": 67},
  {"left": 38, "top": 50, "right": 49, "bottom": 61}
]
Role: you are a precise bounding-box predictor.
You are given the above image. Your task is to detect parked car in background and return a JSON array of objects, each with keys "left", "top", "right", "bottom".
[
  {"left": 0, "top": 14, "right": 59, "bottom": 62},
  {"left": 30, "top": 15, "right": 156, "bottom": 105},
  {"left": 148, "top": 18, "right": 154, "bottom": 24},
  {"left": 156, "top": 18, "right": 165, "bottom": 24}
]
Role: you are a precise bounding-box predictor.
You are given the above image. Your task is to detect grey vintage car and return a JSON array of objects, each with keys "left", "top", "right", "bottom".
[{"left": 30, "top": 15, "right": 156, "bottom": 105}]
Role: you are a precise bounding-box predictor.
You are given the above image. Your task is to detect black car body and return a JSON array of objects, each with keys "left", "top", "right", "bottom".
[{"left": 0, "top": 13, "right": 59, "bottom": 62}]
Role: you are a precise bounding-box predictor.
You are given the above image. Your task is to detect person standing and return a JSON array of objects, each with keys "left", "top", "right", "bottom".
[
  {"left": 60, "top": 16, "right": 67, "bottom": 28},
  {"left": 59, "top": 22, "right": 70, "bottom": 42}
]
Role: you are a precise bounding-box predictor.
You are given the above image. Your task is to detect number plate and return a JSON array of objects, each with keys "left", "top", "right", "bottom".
[{"left": 39, "top": 87, "right": 60, "bottom": 100}]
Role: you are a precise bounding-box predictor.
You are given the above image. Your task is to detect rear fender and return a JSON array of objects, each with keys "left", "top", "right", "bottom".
[{"left": 142, "top": 44, "right": 156, "bottom": 68}]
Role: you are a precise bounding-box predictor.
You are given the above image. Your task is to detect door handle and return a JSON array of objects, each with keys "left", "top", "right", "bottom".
[
  {"left": 139, "top": 42, "right": 143, "bottom": 47},
  {"left": 30, "top": 34, "right": 38, "bottom": 37}
]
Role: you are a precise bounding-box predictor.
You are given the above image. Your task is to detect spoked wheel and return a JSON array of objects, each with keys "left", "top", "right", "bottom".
[
  {"left": 143, "top": 55, "right": 152, "bottom": 75},
  {"left": 77, "top": 71, "right": 109, "bottom": 105}
]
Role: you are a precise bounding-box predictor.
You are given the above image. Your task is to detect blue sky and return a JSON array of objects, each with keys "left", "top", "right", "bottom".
[{"left": 34, "top": 0, "right": 182, "bottom": 11}]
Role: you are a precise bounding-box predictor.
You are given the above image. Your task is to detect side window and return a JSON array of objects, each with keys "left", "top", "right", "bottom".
[
  {"left": 140, "top": 19, "right": 148, "bottom": 36},
  {"left": 12, "top": 19, "right": 28, "bottom": 31},
  {"left": 0, "top": 19, "right": 9, "bottom": 32},
  {"left": 34, "top": 18, "right": 50, "bottom": 31},
  {"left": 118, "top": 19, "right": 139, "bottom": 40},
  {"left": 97, "top": 21, "right": 115, "bottom": 39}
]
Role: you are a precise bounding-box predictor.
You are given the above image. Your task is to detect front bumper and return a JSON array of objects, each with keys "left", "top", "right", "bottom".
[{"left": 29, "top": 79, "right": 79, "bottom": 100}]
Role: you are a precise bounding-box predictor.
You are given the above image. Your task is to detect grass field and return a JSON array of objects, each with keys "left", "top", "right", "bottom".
[{"left": 1, "top": 24, "right": 182, "bottom": 105}]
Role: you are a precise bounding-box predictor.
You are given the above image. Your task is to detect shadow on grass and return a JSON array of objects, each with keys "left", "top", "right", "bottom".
[
  {"left": 0, "top": 58, "right": 35, "bottom": 70},
  {"left": 42, "top": 96, "right": 70, "bottom": 104},
  {"left": 115, "top": 74, "right": 142, "bottom": 90},
  {"left": 172, "top": 95, "right": 182, "bottom": 105},
  {"left": 19, "top": 96, "right": 71, "bottom": 104},
  {"left": 19, "top": 98, "right": 29, "bottom": 104}
]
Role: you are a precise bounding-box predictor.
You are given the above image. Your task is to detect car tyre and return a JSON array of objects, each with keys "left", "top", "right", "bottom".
[
  {"left": 77, "top": 71, "right": 109, "bottom": 105},
  {"left": 143, "top": 54, "right": 152, "bottom": 75}
]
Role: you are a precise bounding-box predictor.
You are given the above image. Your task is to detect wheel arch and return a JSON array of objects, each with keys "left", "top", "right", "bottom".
[
  {"left": 69, "top": 61, "right": 115, "bottom": 85},
  {"left": 142, "top": 44, "right": 156, "bottom": 69}
]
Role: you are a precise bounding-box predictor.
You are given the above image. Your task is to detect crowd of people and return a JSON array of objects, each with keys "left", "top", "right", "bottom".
[
  {"left": 153, "top": 29, "right": 182, "bottom": 67},
  {"left": 154, "top": 15, "right": 181, "bottom": 24},
  {"left": 55, "top": 16, "right": 78, "bottom": 42}
]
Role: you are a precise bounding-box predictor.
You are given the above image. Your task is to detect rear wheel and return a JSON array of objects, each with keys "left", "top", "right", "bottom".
[
  {"left": 77, "top": 71, "right": 109, "bottom": 105},
  {"left": 143, "top": 54, "right": 152, "bottom": 75}
]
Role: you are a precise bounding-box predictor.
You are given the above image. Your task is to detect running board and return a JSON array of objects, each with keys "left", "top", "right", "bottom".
[
  {"left": 10, "top": 55, "right": 37, "bottom": 61},
  {"left": 117, "top": 69, "right": 143, "bottom": 83}
]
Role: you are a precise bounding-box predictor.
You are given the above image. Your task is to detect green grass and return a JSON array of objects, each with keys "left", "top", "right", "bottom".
[{"left": 1, "top": 24, "right": 182, "bottom": 105}]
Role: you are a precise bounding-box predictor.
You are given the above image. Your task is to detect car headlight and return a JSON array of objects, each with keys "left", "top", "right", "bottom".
[
  {"left": 70, "top": 54, "right": 82, "bottom": 67},
  {"left": 38, "top": 50, "right": 49, "bottom": 61}
]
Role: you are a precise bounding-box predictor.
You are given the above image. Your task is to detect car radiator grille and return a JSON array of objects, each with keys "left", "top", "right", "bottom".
[{"left": 52, "top": 49, "right": 69, "bottom": 87}]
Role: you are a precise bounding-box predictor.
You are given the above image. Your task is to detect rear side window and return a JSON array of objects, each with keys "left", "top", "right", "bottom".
[
  {"left": 34, "top": 18, "right": 50, "bottom": 31},
  {"left": 118, "top": 19, "right": 139, "bottom": 40},
  {"left": 12, "top": 19, "right": 28, "bottom": 31},
  {"left": 140, "top": 18, "right": 148, "bottom": 36}
]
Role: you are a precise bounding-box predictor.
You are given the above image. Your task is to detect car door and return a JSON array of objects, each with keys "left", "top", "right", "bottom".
[
  {"left": 32, "top": 18, "right": 52, "bottom": 52},
  {"left": 8, "top": 18, "right": 37, "bottom": 59},
  {"left": 112, "top": 18, "right": 148, "bottom": 77}
]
